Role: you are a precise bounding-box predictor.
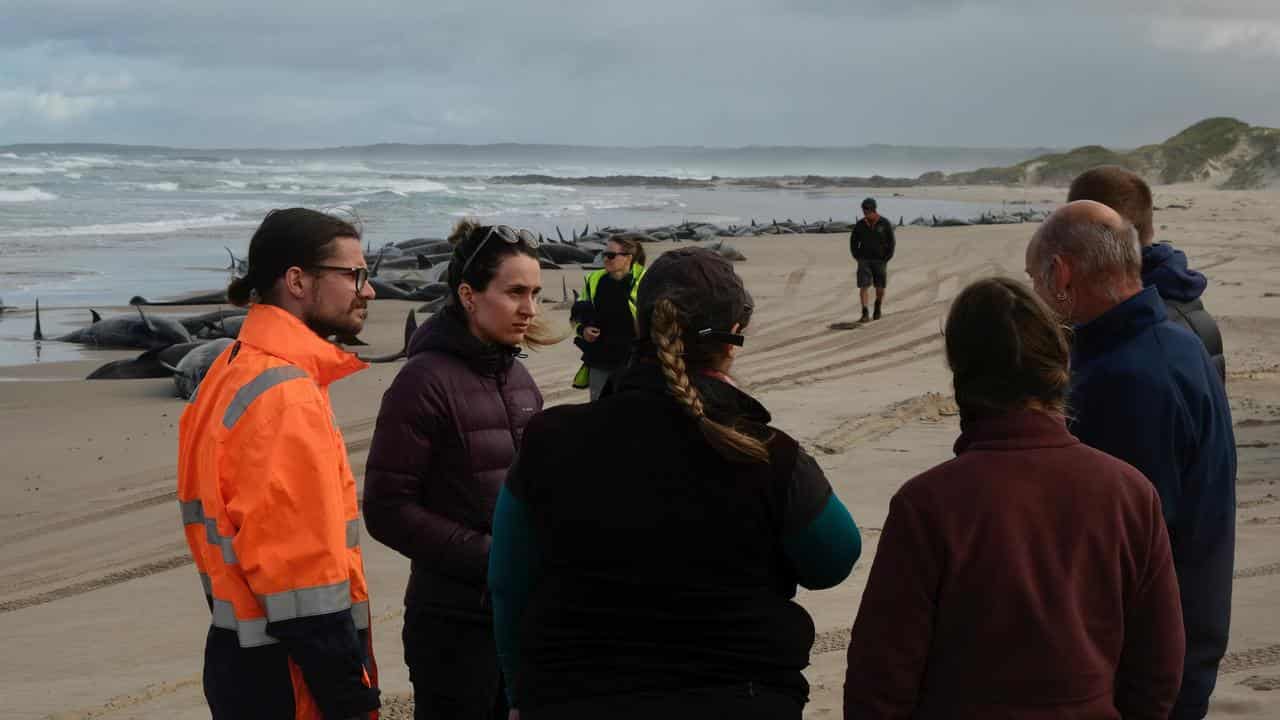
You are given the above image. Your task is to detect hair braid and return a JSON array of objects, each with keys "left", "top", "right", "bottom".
[
  {"left": 651, "top": 298, "right": 705, "bottom": 420},
  {"left": 650, "top": 297, "right": 769, "bottom": 464}
]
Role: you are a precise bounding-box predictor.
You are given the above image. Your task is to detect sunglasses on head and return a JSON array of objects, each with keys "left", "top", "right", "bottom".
[
  {"left": 308, "top": 265, "right": 370, "bottom": 293},
  {"left": 601, "top": 251, "right": 632, "bottom": 260},
  {"left": 459, "top": 224, "right": 540, "bottom": 278}
]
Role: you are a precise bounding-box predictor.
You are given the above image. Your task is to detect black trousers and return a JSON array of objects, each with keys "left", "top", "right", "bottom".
[
  {"left": 522, "top": 683, "right": 803, "bottom": 720},
  {"left": 404, "top": 611, "right": 507, "bottom": 720}
]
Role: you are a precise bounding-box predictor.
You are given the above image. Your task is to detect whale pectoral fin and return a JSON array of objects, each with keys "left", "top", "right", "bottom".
[
  {"left": 34, "top": 298, "right": 43, "bottom": 341},
  {"left": 403, "top": 309, "right": 418, "bottom": 348},
  {"left": 91, "top": 309, "right": 102, "bottom": 324},
  {"left": 135, "top": 305, "right": 158, "bottom": 333}
]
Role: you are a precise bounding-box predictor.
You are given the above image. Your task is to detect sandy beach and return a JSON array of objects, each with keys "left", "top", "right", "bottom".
[{"left": 2, "top": 183, "right": 1277, "bottom": 719}]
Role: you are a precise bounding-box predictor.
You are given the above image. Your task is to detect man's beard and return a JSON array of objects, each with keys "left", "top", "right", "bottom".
[{"left": 305, "top": 298, "right": 367, "bottom": 340}]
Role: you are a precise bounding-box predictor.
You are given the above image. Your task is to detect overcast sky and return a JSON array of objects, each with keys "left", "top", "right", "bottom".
[{"left": 2, "top": 0, "right": 1278, "bottom": 149}]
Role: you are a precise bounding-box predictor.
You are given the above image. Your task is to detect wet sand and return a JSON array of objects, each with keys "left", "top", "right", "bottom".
[{"left": 2, "top": 183, "right": 1278, "bottom": 718}]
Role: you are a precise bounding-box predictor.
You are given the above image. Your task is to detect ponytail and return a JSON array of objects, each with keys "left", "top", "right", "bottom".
[
  {"left": 226, "top": 274, "right": 255, "bottom": 307},
  {"left": 650, "top": 298, "right": 769, "bottom": 464}
]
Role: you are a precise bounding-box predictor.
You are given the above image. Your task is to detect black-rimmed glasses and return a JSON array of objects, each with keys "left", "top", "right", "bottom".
[
  {"left": 308, "top": 265, "right": 370, "bottom": 293},
  {"left": 459, "top": 225, "right": 540, "bottom": 278},
  {"left": 601, "top": 251, "right": 632, "bottom": 261}
]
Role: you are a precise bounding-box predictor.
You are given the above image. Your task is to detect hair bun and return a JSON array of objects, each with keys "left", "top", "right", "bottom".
[{"left": 448, "top": 218, "right": 481, "bottom": 247}]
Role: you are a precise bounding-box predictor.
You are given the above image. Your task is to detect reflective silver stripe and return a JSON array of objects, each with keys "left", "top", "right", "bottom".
[
  {"left": 187, "top": 383, "right": 201, "bottom": 405},
  {"left": 179, "top": 499, "right": 204, "bottom": 526},
  {"left": 211, "top": 598, "right": 277, "bottom": 647},
  {"left": 219, "top": 537, "right": 237, "bottom": 565},
  {"left": 346, "top": 518, "right": 360, "bottom": 548},
  {"left": 222, "top": 365, "right": 307, "bottom": 429},
  {"left": 351, "top": 600, "right": 370, "bottom": 630},
  {"left": 258, "top": 579, "right": 351, "bottom": 623},
  {"left": 204, "top": 517, "right": 237, "bottom": 565},
  {"left": 208, "top": 595, "right": 366, "bottom": 647}
]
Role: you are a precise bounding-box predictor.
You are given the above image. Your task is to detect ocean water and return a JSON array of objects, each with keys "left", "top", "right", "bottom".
[{"left": 0, "top": 145, "right": 1051, "bottom": 313}]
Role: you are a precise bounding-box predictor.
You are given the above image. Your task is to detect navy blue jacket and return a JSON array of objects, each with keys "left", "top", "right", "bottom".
[{"left": 1069, "top": 286, "right": 1236, "bottom": 720}]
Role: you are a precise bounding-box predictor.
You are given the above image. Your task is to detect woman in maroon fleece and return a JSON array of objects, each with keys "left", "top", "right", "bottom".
[
  {"left": 843, "top": 277, "right": 1184, "bottom": 720},
  {"left": 363, "top": 220, "right": 551, "bottom": 720}
]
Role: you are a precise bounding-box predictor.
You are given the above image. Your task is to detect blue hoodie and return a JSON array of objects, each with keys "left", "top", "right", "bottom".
[
  {"left": 1142, "top": 243, "right": 1208, "bottom": 302},
  {"left": 1142, "top": 243, "right": 1225, "bottom": 382},
  {"left": 1069, "top": 286, "right": 1236, "bottom": 720}
]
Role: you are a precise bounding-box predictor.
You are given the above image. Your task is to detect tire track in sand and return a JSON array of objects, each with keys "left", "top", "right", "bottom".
[
  {"left": 745, "top": 331, "right": 944, "bottom": 393},
  {"left": 1235, "top": 562, "right": 1280, "bottom": 580},
  {"left": 812, "top": 632, "right": 1280, "bottom": 677},
  {"left": 3, "top": 413, "right": 383, "bottom": 609},
  {"left": 4, "top": 413, "right": 381, "bottom": 547},
  {"left": 803, "top": 392, "right": 957, "bottom": 456},
  {"left": 40, "top": 605, "right": 408, "bottom": 719},
  {"left": 741, "top": 234, "right": 985, "bottom": 353},
  {"left": 1, "top": 553, "right": 191, "bottom": 615}
]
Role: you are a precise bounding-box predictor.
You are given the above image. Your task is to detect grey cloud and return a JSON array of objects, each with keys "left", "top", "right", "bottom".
[{"left": 0, "top": 1, "right": 1277, "bottom": 147}]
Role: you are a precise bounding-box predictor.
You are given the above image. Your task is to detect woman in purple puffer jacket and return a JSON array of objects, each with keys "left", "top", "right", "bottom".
[{"left": 363, "top": 219, "right": 553, "bottom": 720}]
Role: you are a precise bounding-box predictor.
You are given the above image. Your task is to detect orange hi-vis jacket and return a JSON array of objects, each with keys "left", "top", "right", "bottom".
[{"left": 177, "top": 304, "right": 378, "bottom": 719}]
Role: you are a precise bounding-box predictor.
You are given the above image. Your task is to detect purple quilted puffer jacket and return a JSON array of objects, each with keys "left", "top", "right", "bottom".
[{"left": 363, "top": 307, "right": 542, "bottom": 620}]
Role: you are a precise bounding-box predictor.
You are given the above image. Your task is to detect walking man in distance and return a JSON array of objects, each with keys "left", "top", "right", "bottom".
[{"left": 850, "top": 197, "right": 895, "bottom": 322}]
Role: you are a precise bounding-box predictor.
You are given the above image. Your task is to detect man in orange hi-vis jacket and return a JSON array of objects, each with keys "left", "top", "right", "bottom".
[{"left": 177, "top": 208, "right": 380, "bottom": 719}]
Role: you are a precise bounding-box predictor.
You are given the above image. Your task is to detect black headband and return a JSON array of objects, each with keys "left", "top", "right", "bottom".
[{"left": 697, "top": 328, "right": 745, "bottom": 347}]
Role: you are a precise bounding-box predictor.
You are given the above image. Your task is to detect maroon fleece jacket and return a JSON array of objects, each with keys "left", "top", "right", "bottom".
[{"left": 844, "top": 410, "right": 1184, "bottom": 720}]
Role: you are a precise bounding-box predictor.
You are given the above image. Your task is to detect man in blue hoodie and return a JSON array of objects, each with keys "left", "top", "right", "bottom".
[
  {"left": 1068, "top": 166, "right": 1225, "bottom": 381},
  {"left": 1026, "top": 200, "right": 1236, "bottom": 720}
]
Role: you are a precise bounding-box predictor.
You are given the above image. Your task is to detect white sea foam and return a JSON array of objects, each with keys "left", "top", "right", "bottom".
[
  {"left": 0, "top": 166, "right": 49, "bottom": 175},
  {"left": 0, "top": 213, "right": 254, "bottom": 238},
  {"left": 383, "top": 179, "right": 449, "bottom": 195},
  {"left": 139, "top": 181, "right": 181, "bottom": 191},
  {"left": 0, "top": 187, "right": 58, "bottom": 202},
  {"left": 0, "top": 153, "right": 19, "bottom": 159},
  {"left": 216, "top": 179, "right": 248, "bottom": 189}
]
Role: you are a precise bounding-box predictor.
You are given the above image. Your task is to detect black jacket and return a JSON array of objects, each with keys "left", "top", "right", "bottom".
[
  {"left": 502, "top": 361, "right": 836, "bottom": 707},
  {"left": 364, "top": 308, "right": 543, "bottom": 621},
  {"left": 579, "top": 273, "right": 635, "bottom": 369},
  {"left": 850, "top": 216, "right": 896, "bottom": 262}
]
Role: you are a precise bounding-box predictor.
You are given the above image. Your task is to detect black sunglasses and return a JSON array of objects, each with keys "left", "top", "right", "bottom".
[
  {"left": 460, "top": 225, "right": 540, "bottom": 278},
  {"left": 601, "top": 251, "right": 633, "bottom": 260},
  {"left": 308, "top": 265, "right": 369, "bottom": 293}
]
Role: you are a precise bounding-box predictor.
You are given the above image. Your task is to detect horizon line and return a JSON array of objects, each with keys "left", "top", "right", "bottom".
[{"left": 0, "top": 140, "right": 1062, "bottom": 154}]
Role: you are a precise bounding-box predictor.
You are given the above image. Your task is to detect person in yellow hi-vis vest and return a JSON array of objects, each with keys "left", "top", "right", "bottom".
[
  {"left": 177, "top": 208, "right": 381, "bottom": 720},
  {"left": 572, "top": 235, "right": 646, "bottom": 400}
]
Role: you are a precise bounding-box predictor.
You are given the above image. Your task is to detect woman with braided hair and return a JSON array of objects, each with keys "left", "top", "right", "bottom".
[{"left": 489, "top": 246, "right": 862, "bottom": 719}]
